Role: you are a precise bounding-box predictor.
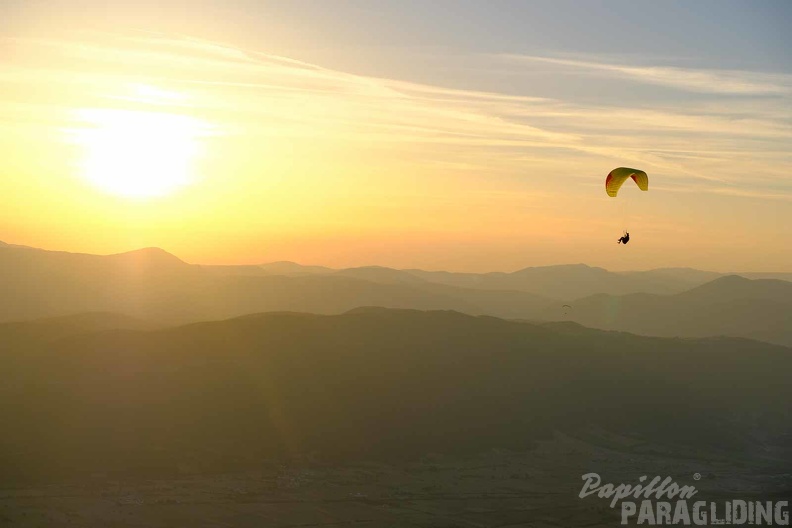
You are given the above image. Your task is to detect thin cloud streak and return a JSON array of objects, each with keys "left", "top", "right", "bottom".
[
  {"left": 0, "top": 33, "right": 790, "bottom": 201},
  {"left": 502, "top": 54, "right": 792, "bottom": 95}
]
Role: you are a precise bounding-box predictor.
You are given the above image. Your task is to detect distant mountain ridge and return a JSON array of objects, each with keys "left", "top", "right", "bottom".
[
  {"left": 0, "top": 242, "right": 789, "bottom": 345},
  {"left": 250, "top": 260, "right": 790, "bottom": 297},
  {"left": 5, "top": 241, "right": 786, "bottom": 295},
  {"left": 571, "top": 275, "right": 792, "bottom": 346},
  {"left": 0, "top": 243, "right": 554, "bottom": 323}
]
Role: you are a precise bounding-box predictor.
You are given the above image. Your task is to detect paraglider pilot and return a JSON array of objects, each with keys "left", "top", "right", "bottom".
[{"left": 617, "top": 231, "right": 630, "bottom": 244}]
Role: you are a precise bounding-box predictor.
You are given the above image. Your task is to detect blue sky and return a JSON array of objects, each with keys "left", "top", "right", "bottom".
[
  {"left": 5, "top": 1, "right": 790, "bottom": 67},
  {"left": 264, "top": 1, "right": 791, "bottom": 66}
]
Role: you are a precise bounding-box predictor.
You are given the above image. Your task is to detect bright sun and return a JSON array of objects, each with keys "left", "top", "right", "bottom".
[{"left": 71, "top": 107, "right": 207, "bottom": 198}]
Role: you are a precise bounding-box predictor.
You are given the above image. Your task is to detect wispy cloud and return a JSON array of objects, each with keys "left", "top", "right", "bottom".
[
  {"left": 1, "top": 32, "right": 790, "bottom": 201},
  {"left": 502, "top": 54, "right": 792, "bottom": 95}
]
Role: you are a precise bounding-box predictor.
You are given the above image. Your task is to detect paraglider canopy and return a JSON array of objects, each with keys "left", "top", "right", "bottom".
[{"left": 606, "top": 167, "right": 648, "bottom": 197}]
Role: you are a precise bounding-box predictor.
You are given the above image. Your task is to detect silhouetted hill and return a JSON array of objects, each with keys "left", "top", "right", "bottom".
[
  {"left": 205, "top": 261, "right": 784, "bottom": 298},
  {"left": 260, "top": 261, "right": 335, "bottom": 275},
  {"left": 108, "top": 247, "right": 189, "bottom": 268},
  {"left": 0, "top": 240, "right": 33, "bottom": 249},
  {"left": 201, "top": 264, "right": 271, "bottom": 276},
  {"left": 0, "top": 244, "right": 206, "bottom": 321},
  {"left": 619, "top": 267, "right": 723, "bottom": 288},
  {"left": 678, "top": 274, "right": 792, "bottom": 304},
  {"left": 4, "top": 311, "right": 153, "bottom": 332},
  {"left": 0, "top": 244, "right": 553, "bottom": 323},
  {"left": 572, "top": 276, "right": 792, "bottom": 346},
  {"left": 1, "top": 309, "right": 789, "bottom": 481},
  {"left": 334, "top": 266, "right": 428, "bottom": 284},
  {"left": 739, "top": 271, "right": 792, "bottom": 281},
  {"left": 405, "top": 264, "right": 741, "bottom": 298},
  {"left": 206, "top": 261, "right": 336, "bottom": 276},
  {"left": 0, "top": 312, "right": 156, "bottom": 349}
]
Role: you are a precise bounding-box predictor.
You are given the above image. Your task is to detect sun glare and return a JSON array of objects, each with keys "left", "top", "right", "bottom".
[{"left": 70, "top": 107, "right": 208, "bottom": 198}]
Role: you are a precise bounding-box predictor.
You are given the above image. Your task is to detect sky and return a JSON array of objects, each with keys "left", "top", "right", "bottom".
[{"left": 0, "top": 0, "right": 790, "bottom": 272}]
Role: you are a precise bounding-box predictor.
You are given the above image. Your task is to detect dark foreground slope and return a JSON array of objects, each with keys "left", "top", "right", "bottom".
[{"left": 1, "top": 309, "right": 790, "bottom": 483}]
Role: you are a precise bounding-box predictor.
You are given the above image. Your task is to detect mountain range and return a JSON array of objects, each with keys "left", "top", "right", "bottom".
[{"left": 1, "top": 242, "right": 790, "bottom": 345}]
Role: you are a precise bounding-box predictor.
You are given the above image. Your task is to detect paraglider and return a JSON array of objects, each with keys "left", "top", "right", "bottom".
[
  {"left": 606, "top": 168, "right": 647, "bottom": 244},
  {"left": 562, "top": 304, "right": 572, "bottom": 315},
  {"left": 606, "top": 167, "right": 648, "bottom": 197}
]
